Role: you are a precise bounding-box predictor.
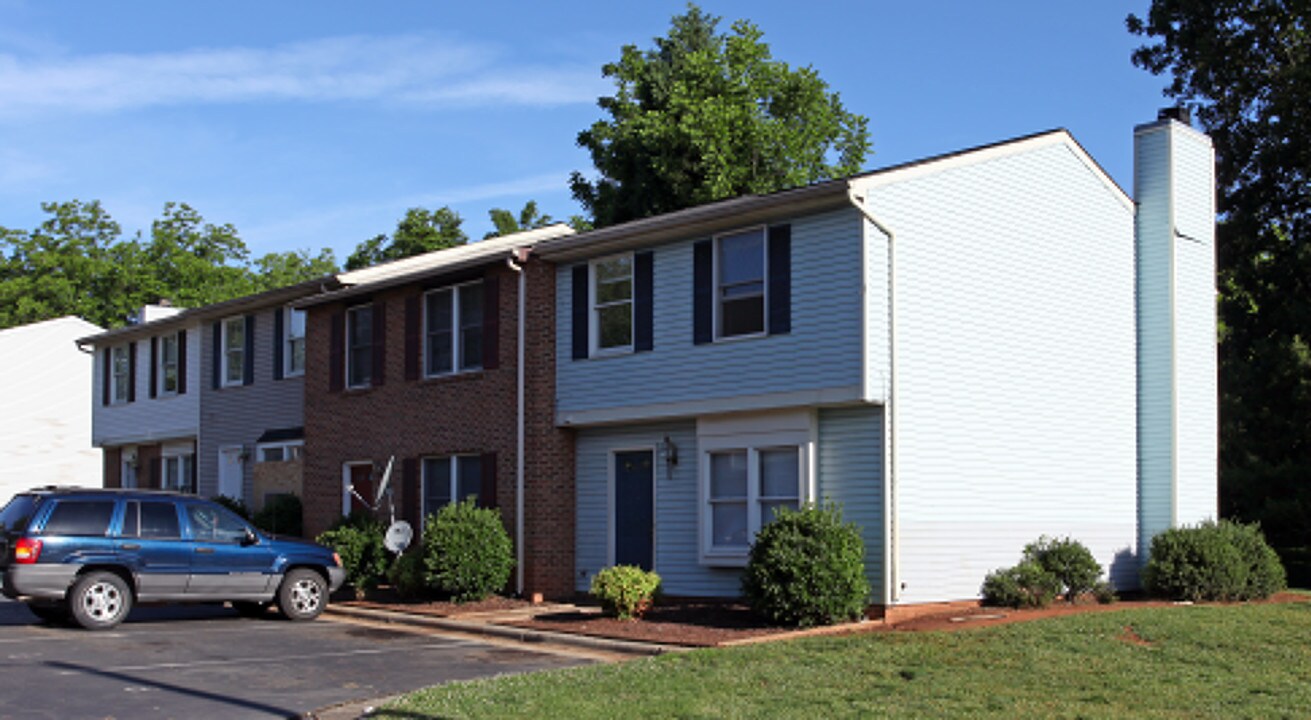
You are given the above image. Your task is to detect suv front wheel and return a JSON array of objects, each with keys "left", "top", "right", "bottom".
[
  {"left": 69, "top": 571, "right": 133, "bottom": 630},
  {"left": 277, "top": 569, "right": 326, "bottom": 621}
]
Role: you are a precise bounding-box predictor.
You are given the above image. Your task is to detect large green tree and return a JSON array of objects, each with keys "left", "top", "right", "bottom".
[
  {"left": 346, "top": 206, "right": 467, "bottom": 270},
  {"left": 1129, "top": 2, "right": 1311, "bottom": 553},
  {"left": 484, "top": 200, "right": 555, "bottom": 239},
  {"left": 569, "top": 3, "right": 870, "bottom": 228}
]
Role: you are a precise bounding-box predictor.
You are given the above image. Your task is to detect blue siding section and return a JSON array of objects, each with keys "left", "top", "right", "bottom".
[
  {"left": 817, "top": 406, "right": 884, "bottom": 602},
  {"left": 556, "top": 209, "right": 865, "bottom": 422}
]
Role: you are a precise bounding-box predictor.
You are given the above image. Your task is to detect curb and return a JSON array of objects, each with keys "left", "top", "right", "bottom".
[{"left": 325, "top": 604, "right": 688, "bottom": 657}]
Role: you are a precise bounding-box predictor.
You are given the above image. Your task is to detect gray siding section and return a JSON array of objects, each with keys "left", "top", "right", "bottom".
[
  {"left": 817, "top": 406, "right": 884, "bottom": 602},
  {"left": 198, "top": 307, "right": 304, "bottom": 501},
  {"left": 574, "top": 421, "right": 743, "bottom": 597},
  {"left": 556, "top": 209, "right": 865, "bottom": 423},
  {"left": 875, "top": 140, "right": 1140, "bottom": 601},
  {"left": 92, "top": 326, "right": 201, "bottom": 447}
]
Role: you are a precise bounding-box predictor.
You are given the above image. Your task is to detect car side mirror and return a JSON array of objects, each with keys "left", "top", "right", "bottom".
[{"left": 241, "top": 528, "right": 258, "bottom": 546}]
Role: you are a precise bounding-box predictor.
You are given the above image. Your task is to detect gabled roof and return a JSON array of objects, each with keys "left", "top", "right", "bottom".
[{"left": 535, "top": 129, "right": 1132, "bottom": 262}]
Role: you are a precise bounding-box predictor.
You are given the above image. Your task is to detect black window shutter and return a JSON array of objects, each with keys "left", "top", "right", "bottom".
[
  {"left": 242, "top": 315, "right": 255, "bottom": 386},
  {"left": 635, "top": 251, "right": 654, "bottom": 352},
  {"left": 101, "top": 348, "right": 110, "bottom": 406},
  {"left": 189, "top": 453, "right": 198, "bottom": 495},
  {"left": 479, "top": 452, "right": 498, "bottom": 509},
  {"left": 127, "top": 342, "right": 137, "bottom": 403},
  {"left": 482, "top": 275, "right": 500, "bottom": 370},
  {"left": 571, "top": 264, "right": 589, "bottom": 359},
  {"left": 211, "top": 322, "right": 222, "bottom": 389},
  {"left": 371, "top": 301, "right": 386, "bottom": 386},
  {"left": 272, "top": 308, "right": 284, "bottom": 381},
  {"left": 404, "top": 295, "right": 421, "bottom": 381},
  {"left": 403, "top": 458, "right": 420, "bottom": 528},
  {"left": 149, "top": 337, "right": 159, "bottom": 398},
  {"left": 767, "top": 224, "right": 792, "bottom": 335},
  {"left": 328, "top": 312, "right": 344, "bottom": 392},
  {"left": 693, "top": 240, "right": 713, "bottom": 344},
  {"left": 149, "top": 457, "right": 161, "bottom": 490},
  {"left": 177, "top": 330, "right": 188, "bottom": 394}
]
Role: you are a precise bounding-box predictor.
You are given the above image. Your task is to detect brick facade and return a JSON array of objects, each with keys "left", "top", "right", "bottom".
[{"left": 303, "top": 256, "right": 576, "bottom": 599}]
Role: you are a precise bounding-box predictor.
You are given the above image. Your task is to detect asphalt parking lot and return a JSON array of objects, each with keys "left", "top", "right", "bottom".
[{"left": 0, "top": 598, "right": 592, "bottom": 719}]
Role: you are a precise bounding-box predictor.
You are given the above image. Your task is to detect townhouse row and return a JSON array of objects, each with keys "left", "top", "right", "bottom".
[{"left": 79, "top": 111, "right": 1218, "bottom": 611}]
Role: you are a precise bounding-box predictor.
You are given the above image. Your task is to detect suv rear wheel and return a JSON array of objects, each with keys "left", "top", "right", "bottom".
[
  {"left": 69, "top": 571, "right": 132, "bottom": 630},
  {"left": 277, "top": 569, "right": 326, "bottom": 621}
]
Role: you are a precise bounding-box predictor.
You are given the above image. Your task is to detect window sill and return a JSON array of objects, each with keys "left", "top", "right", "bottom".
[
  {"left": 711, "top": 331, "right": 768, "bottom": 345},
  {"left": 419, "top": 369, "right": 485, "bottom": 385},
  {"left": 699, "top": 551, "right": 749, "bottom": 568},
  {"left": 585, "top": 347, "right": 634, "bottom": 361}
]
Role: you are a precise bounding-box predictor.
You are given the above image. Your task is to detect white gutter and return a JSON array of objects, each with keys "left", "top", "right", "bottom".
[
  {"left": 505, "top": 249, "right": 528, "bottom": 596},
  {"left": 846, "top": 184, "right": 900, "bottom": 606}
]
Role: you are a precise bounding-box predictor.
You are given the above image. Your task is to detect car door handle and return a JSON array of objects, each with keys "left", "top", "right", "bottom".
[
  {"left": 120, "top": 543, "right": 141, "bottom": 551},
  {"left": 195, "top": 547, "right": 215, "bottom": 554}
]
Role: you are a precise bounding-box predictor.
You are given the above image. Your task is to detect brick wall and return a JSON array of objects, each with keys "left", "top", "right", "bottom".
[{"left": 303, "top": 256, "right": 576, "bottom": 599}]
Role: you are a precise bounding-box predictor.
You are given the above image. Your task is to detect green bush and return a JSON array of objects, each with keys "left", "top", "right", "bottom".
[
  {"left": 1092, "top": 580, "right": 1118, "bottom": 604},
  {"left": 388, "top": 549, "right": 429, "bottom": 599},
  {"left": 317, "top": 514, "right": 390, "bottom": 597},
  {"left": 1023, "top": 536, "right": 1103, "bottom": 601},
  {"left": 1144, "top": 520, "right": 1287, "bottom": 601},
  {"left": 252, "top": 494, "right": 303, "bottom": 537},
  {"left": 982, "top": 559, "right": 1063, "bottom": 608},
  {"left": 591, "top": 565, "right": 661, "bottom": 620},
  {"left": 741, "top": 503, "right": 869, "bottom": 628},
  {"left": 211, "top": 495, "right": 252, "bottom": 520},
  {"left": 423, "top": 500, "right": 514, "bottom": 603}
]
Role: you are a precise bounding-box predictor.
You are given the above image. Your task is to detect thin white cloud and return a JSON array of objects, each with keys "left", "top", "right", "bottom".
[{"left": 0, "top": 35, "right": 605, "bottom": 117}]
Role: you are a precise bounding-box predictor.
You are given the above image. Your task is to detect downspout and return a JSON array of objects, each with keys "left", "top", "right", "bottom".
[
  {"left": 505, "top": 250, "right": 527, "bottom": 597},
  {"left": 846, "top": 184, "right": 900, "bottom": 606}
]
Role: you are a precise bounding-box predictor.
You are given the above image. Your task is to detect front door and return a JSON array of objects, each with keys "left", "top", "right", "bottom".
[
  {"left": 346, "top": 463, "right": 374, "bottom": 515},
  {"left": 613, "top": 450, "right": 654, "bottom": 571},
  {"left": 218, "top": 447, "right": 243, "bottom": 500}
]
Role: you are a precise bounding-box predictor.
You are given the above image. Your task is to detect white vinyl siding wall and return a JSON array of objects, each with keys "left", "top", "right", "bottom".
[{"left": 866, "top": 141, "right": 1141, "bottom": 602}]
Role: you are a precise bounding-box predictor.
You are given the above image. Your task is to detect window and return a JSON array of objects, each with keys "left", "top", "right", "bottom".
[
  {"left": 346, "top": 305, "right": 373, "bottom": 388},
  {"left": 120, "top": 501, "right": 181, "bottom": 539},
  {"left": 285, "top": 307, "right": 306, "bottom": 377},
  {"left": 163, "top": 454, "right": 195, "bottom": 494},
  {"left": 159, "top": 333, "right": 180, "bottom": 395},
  {"left": 425, "top": 281, "right": 482, "bottom": 376},
  {"left": 221, "top": 317, "right": 245, "bottom": 387},
  {"left": 421, "top": 455, "right": 482, "bottom": 518},
  {"left": 258, "top": 441, "right": 303, "bottom": 463},
  {"left": 186, "top": 503, "right": 249, "bottom": 543},
  {"left": 41, "top": 500, "right": 116, "bottom": 536},
  {"left": 111, "top": 345, "right": 131, "bottom": 403},
  {"left": 592, "top": 254, "right": 633, "bottom": 352},
  {"left": 716, "top": 227, "right": 766, "bottom": 338}
]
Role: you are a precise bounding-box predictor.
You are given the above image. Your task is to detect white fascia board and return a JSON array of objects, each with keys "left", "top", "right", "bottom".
[{"left": 335, "top": 224, "right": 575, "bottom": 287}]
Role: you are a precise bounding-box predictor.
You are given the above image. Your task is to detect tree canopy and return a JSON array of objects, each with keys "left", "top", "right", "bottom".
[
  {"left": 345, "top": 206, "right": 467, "bottom": 271},
  {"left": 569, "top": 3, "right": 870, "bottom": 228},
  {"left": 1129, "top": 1, "right": 1311, "bottom": 555}
]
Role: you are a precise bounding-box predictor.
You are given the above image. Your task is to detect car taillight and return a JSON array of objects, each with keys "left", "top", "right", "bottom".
[{"left": 14, "top": 538, "right": 41, "bottom": 564}]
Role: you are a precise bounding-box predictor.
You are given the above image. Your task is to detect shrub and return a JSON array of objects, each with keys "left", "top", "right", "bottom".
[
  {"left": 1092, "top": 580, "right": 1118, "bottom": 604},
  {"left": 591, "top": 565, "right": 661, "bottom": 620},
  {"left": 253, "top": 494, "right": 303, "bottom": 537},
  {"left": 1144, "top": 520, "right": 1286, "bottom": 602},
  {"left": 423, "top": 500, "right": 514, "bottom": 602},
  {"left": 211, "top": 495, "right": 252, "bottom": 520},
  {"left": 388, "top": 549, "right": 429, "bottom": 599},
  {"left": 741, "top": 503, "right": 869, "bottom": 628},
  {"left": 981, "top": 559, "right": 1062, "bottom": 608},
  {"left": 317, "top": 514, "right": 390, "bottom": 598},
  {"left": 1022, "top": 536, "right": 1103, "bottom": 601}
]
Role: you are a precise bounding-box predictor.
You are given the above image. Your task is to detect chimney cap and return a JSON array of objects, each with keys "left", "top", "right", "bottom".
[{"left": 1158, "top": 106, "right": 1192, "bottom": 125}]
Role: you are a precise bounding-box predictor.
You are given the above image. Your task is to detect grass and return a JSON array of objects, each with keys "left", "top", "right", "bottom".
[{"left": 376, "top": 597, "right": 1311, "bottom": 719}]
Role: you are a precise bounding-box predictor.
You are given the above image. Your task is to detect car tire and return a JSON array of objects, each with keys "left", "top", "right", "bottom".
[
  {"left": 25, "top": 602, "right": 70, "bottom": 624},
  {"left": 277, "top": 569, "right": 327, "bottom": 621},
  {"left": 68, "top": 571, "right": 132, "bottom": 630},
  {"left": 232, "top": 601, "right": 270, "bottom": 618}
]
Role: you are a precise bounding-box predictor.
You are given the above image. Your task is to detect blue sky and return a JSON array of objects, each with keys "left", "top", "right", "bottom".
[{"left": 0, "top": 1, "right": 1169, "bottom": 261}]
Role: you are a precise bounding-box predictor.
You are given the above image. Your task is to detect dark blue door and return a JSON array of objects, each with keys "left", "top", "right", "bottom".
[{"left": 614, "top": 450, "right": 654, "bottom": 571}]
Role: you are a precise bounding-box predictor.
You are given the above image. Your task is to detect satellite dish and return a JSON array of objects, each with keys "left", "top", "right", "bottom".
[
  {"left": 384, "top": 520, "right": 413, "bottom": 554},
  {"left": 374, "top": 456, "right": 395, "bottom": 506}
]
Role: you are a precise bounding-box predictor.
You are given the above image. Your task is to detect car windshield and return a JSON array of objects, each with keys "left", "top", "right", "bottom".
[{"left": 0, "top": 495, "right": 37, "bottom": 534}]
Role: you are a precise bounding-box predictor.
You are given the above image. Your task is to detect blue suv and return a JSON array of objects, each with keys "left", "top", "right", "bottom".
[{"left": 0, "top": 488, "right": 346, "bottom": 629}]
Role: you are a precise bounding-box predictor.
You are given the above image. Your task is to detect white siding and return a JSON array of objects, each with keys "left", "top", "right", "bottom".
[
  {"left": 863, "top": 215, "right": 890, "bottom": 401},
  {"left": 0, "top": 317, "right": 103, "bottom": 501},
  {"left": 870, "top": 141, "right": 1140, "bottom": 602},
  {"left": 91, "top": 325, "right": 201, "bottom": 448}
]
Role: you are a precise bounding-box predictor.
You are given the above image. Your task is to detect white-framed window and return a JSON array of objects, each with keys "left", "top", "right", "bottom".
[
  {"left": 159, "top": 332, "right": 180, "bottom": 395},
  {"left": 162, "top": 453, "right": 196, "bottom": 494},
  {"left": 698, "top": 412, "right": 811, "bottom": 565},
  {"left": 221, "top": 317, "right": 245, "bottom": 387},
  {"left": 111, "top": 345, "right": 131, "bottom": 404},
  {"left": 424, "top": 281, "right": 483, "bottom": 377},
  {"left": 591, "top": 254, "right": 633, "bottom": 354},
  {"left": 258, "top": 440, "right": 304, "bottom": 463},
  {"left": 346, "top": 305, "right": 373, "bottom": 388},
  {"left": 284, "top": 307, "right": 306, "bottom": 377},
  {"left": 421, "top": 455, "right": 482, "bottom": 518},
  {"left": 715, "top": 226, "right": 767, "bottom": 339}
]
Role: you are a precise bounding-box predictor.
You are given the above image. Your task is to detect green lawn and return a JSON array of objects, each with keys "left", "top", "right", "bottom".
[{"left": 379, "top": 599, "right": 1311, "bottom": 719}]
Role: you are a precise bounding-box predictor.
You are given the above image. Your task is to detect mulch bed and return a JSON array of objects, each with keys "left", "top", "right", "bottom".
[{"left": 508, "top": 600, "right": 783, "bottom": 647}]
